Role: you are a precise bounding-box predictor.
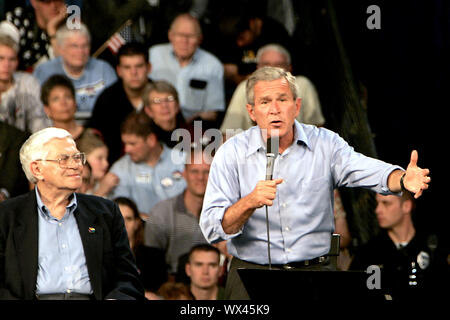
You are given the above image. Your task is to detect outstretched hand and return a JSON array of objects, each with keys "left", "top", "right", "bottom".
[{"left": 404, "top": 150, "right": 430, "bottom": 199}]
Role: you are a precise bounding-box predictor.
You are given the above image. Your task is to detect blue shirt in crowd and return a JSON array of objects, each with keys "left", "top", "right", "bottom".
[
  {"left": 149, "top": 43, "right": 225, "bottom": 120},
  {"left": 33, "top": 56, "right": 117, "bottom": 117},
  {"left": 200, "top": 120, "right": 402, "bottom": 264},
  {"left": 109, "top": 145, "right": 186, "bottom": 215}
]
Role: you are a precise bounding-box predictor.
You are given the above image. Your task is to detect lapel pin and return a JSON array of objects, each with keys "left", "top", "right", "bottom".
[{"left": 88, "top": 227, "right": 96, "bottom": 233}]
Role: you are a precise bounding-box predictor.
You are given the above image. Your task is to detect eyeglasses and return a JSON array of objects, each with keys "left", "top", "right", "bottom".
[
  {"left": 152, "top": 96, "right": 176, "bottom": 104},
  {"left": 35, "top": 152, "right": 86, "bottom": 168},
  {"left": 171, "top": 32, "right": 199, "bottom": 40}
]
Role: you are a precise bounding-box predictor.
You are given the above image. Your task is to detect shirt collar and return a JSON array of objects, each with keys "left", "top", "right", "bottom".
[
  {"left": 170, "top": 44, "right": 199, "bottom": 64},
  {"left": 35, "top": 187, "right": 78, "bottom": 220},
  {"left": 246, "top": 120, "right": 310, "bottom": 157}
]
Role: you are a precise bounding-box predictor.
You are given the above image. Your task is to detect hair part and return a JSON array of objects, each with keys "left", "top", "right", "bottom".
[
  {"left": 246, "top": 66, "right": 298, "bottom": 105},
  {"left": 187, "top": 244, "right": 220, "bottom": 263},
  {"left": 76, "top": 130, "right": 106, "bottom": 156},
  {"left": 55, "top": 22, "right": 91, "bottom": 46},
  {"left": 142, "top": 80, "right": 179, "bottom": 107},
  {"left": 117, "top": 41, "right": 149, "bottom": 64},
  {"left": 40, "top": 74, "right": 76, "bottom": 106},
  {"left": 20, "top": 127, "right": 74, "bottom": 183},
  {"left": 0, "top": 33, "right": 19, "bottom": 54},
  {"left": 120, "top": 111, "right": 155, "bottom": 138},
  {"left": 256, "top": 43, "right": 291, "bottom": 65}
]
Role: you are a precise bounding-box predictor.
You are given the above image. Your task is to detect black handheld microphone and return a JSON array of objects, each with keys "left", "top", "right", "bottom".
[{"left": 265, "top": 136, "right": 279, "bottom": 269}]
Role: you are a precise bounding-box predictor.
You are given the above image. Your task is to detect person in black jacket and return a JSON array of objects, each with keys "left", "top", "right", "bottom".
[
  {"left": 0, "top": 127, "right": 144, "bottom": 300},
  {"left": 350, "top": 192, "right": 449, "bottom": 301},
  {"left": 87, "top": 42, "right": 152, "bottom": 165},
  {"left": 113, "top": 196, "right": 168, "bottom": 298},
  {"left": 0, "top": 120, "right": 29, "bottom": 202}
]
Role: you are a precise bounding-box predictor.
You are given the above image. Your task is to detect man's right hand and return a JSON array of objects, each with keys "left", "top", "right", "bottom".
[
  {"left": 221, "top": 178, "right": 283, "bottom": 235},
  {"left": 247, "top": 178, "right": 284, "bottom": 209}
]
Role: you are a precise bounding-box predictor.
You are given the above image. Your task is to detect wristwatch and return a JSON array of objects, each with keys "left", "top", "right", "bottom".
[{"left": 400, "top": 173, "right": 408, "bottom": 192}]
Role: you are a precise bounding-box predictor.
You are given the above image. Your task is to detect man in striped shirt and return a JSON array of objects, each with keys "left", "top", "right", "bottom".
[{"left": 144, "top": 146, "right": 211, "bottom": 276}]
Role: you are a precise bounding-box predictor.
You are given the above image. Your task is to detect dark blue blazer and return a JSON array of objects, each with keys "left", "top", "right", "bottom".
[{"left": 0, "top": 191, "right": 145, "bottom": 300}]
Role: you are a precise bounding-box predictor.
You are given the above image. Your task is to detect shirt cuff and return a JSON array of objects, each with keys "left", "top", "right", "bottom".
[
  {"left": 211, "top": 207, "right": 243, "bottom": 242},
  {"left": 380, "top": 165, "right": 404, "bottom": 195}
]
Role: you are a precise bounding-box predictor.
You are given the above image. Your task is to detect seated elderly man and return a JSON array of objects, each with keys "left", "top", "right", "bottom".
[
  {"left": 33, "top": 23, "right": 117, "bottom": 122},
  {"left": 220, "top": 43, "right": 325, "bottom": 136},
  {"left": 149, "top": 13, "right": 225, "bottom": 124},
  {"left": 0, "top": 127, "right": 144, "bottom": 300}
]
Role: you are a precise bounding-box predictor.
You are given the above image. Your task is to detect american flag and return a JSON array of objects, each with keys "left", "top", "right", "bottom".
[{"left": 107, "top": 20, "right": 132, "bottom": 54}]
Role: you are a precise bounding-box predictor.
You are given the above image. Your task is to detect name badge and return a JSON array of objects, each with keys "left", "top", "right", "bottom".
[
  {"left": 161, "top": 177, "right": 173, "bottom": 188},
  {"left": 136, "top": 173, "right": 151, "bottom": 184}
]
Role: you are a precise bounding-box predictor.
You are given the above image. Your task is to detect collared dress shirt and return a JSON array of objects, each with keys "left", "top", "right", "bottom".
[
  {"left": 200, "top": 121, "right": 402, "bottom": 264},
  {"left": 149, "top": 43, "right": 225, "bottom": 120},
  {"left": 109, "top": 145, "right": 186, "bottom": 215},
  {"left": 35, "top": 189, "right": 92, "bottom": 295}
]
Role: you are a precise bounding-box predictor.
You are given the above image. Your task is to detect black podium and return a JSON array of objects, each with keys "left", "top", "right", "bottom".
[{"left": 237, "top": 268, "right": 387, "bottom": 301}]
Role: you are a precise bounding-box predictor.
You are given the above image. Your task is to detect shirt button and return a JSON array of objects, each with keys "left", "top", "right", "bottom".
[
  {"left": 61, "top": 244, "right": 66, "bottom": 249},
  {"left": 285, "top": 227, "right": 290, "bottom": 231},
  {"left": 281, "top": 203, "right": 287, "bottom": 208},
  {"left": 66, "top": 289, "right": 71, "bottom": 293},
  {"left": 286, "top": 248, "right": 292, "bottom": 253},
  {"left": 58, "top": 223, "right": 62, "bottom": 227}
]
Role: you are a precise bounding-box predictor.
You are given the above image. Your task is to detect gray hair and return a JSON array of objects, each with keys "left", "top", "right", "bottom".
[
  {"left": 256, "top": 43, "right": 291, "bottom": 65},
  {"left": 55, "top": 23, "right": 91, "bottom": 46},
  {"left": 20, "top": 127, "right": 74, "bottom": 183},
  {"left": 246, "top": 66, "right": 298, "bottom": 105},
  {"left": 142, "top": 80, "right": 179, "bottom": 107}
]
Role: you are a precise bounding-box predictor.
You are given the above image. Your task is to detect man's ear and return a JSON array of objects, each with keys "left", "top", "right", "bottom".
[
  {"left": 402, "top": 199, "right": 413, "bottom": 214},
  {"left": 294, "top": 97, "right": 301, "bottom": 118},
  {"left": 30, "top": 161, "right": 44, "bottom": 181},
  {"left": 246, "top": 104, "right": 256, "bottom": 122},
  {"left": 146, "top": 133, "right": 158, "bottom": 147},
  {"left": 185, "top": 262, "right": 191, "bottom": 277}
]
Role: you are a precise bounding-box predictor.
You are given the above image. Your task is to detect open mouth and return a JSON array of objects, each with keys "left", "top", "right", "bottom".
[{"left": 270, "top": 120, "right": 282, "bottom": 126}]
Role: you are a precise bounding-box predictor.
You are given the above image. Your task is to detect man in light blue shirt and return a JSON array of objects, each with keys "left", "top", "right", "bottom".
[
  {"left": 0, "top": 127, "right": 144, "bottom": 300},
  {"left": 33, "top": 23, "right": 117, "bottom": 121},
  {"left": 36, "top": 190, "right": 92, "bottom": 295},
  {"left": 106, "top": 112, "right": 186, "bottom": 215},
  {"left": 149, "top": 13, "right": 225, "bottom": 122},
  {"left": 199, "top": 67, "right": 431, "bottom": 299}
]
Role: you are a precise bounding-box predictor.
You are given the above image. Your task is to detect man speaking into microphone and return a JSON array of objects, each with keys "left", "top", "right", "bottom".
[{"left": 199, "top": 67, "right": 431, "bottom": 300}]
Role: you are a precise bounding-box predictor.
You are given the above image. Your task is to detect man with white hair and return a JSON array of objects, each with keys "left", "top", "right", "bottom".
[
  {"left": 33, "top": 23, "right": 117, "bottom": 121},
  {"left": 0, "top": 33, "right": 51, "bottom": 133},
  {"left": 0, "top": 127, "right": 144, "bottom": 300}
]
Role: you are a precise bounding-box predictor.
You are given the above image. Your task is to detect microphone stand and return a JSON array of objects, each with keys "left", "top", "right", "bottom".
[{"left": 265, "top": 204, "right": 272, "bottom": 269}]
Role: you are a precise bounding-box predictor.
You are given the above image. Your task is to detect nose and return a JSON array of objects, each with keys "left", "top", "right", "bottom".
[
  {"left": 66, "top": 158, "right": 82, "bottom": 169},
  {"left": 268, "top": 101, "right": 280, "bottom": 114},
  {"left": 374, "top": 203, "right": 382, "bottom": 216},
  {"left": 202, "top": 267, "right": 209, "bottom": 275}
]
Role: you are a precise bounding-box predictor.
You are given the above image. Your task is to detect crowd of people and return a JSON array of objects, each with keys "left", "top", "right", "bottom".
[{"left": 0, "top": 0, "right": 447, "bottom": 301}]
